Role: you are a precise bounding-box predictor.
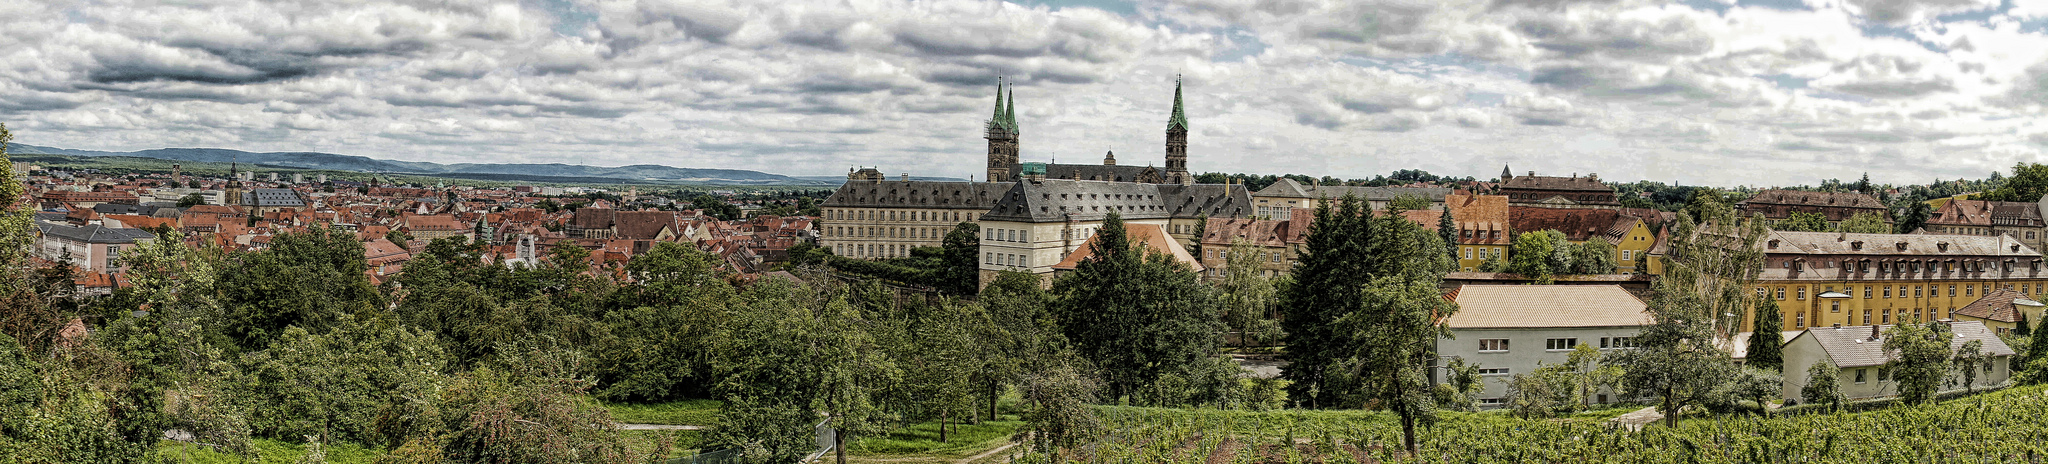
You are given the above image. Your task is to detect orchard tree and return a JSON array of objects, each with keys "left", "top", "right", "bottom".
[
  {"left": 1883, "top": 321, "right": 1953, "bottom": 404},
  {"left": 1218, "top": 239, "right": 1281, "bottom": 349},
  {"left": 1800, "top": 361, "right": 1844, "bottom": 410},
  {"left": 1615, "top": 202, "right": 1764, "bottom": 427}
]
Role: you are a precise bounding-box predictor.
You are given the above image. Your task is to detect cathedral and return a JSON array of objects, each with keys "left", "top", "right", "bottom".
[{"left": 983, "top": 78, "right": 1195, "bottom": 185}]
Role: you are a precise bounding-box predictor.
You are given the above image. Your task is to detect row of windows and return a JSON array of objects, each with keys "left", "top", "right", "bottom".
[
  {"left": 1762, "top": 283, "right": 2042, "bottom": 301},
  {"left": 826, "top": 208, "right": 972, "bottom": 223},
  {"left": 1208, "top": 248, "right": 1285, "bottom": 263},
  {"left": 1475, "top": 337, "right": 1635, "bottom": 353},
  {"left": 1849, "top": 361, "right": 1998, "bottom": 384},
  {"left": 826, "top": 226, "right": 947, "bottom": 239},
  {"left": 1937, "top": 226, "right": 2038, "bottom": 240},
  {"left": 1782, "top": 258, "right": 2042, "bottom": 275},
  {"left": 984, "top": 252, "right": 1028, "bottom": 268},
  {"left": 838, "top": 243, "right": 912, "bottom": 259},
  {"left": 986, "top": 227, "right": 1030, "bottom": 243}
]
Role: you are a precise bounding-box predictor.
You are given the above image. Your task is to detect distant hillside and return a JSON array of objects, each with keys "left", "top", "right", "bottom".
[
  {"left": 6, "top": 143, "right": 834, "bottom": 186},
  {"left": 793, "top": 175, "right": 969, "bottom": 182}
]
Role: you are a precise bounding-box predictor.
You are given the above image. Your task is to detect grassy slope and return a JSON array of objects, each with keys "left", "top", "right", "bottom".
[{"left": 604, "top": 399, "right": 723, "bottom": 426}]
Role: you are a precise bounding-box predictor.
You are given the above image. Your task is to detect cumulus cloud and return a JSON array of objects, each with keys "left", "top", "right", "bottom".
[{"left": 0, "top": 0, "right": 2044, "bottom": 185}]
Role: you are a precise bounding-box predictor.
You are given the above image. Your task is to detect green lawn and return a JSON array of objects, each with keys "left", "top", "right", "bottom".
[
  {"left": 623, "top": 429, "right": 706, "bottom": 459},
  {"left": 604, "top": 399, "right": 723, "bottom": 426},
  {"left": 151, "top": 439, "right": 382, "bottom": 463}
]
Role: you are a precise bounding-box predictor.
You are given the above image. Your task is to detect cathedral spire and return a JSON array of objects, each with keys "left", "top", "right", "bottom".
[
  {"left": 1168, "top": 75, "right": 1188, "bottom": 132},
  {"left": 990, "top": 78, "right": 1006, "bottom": 130},
  {"left": 1004, "top": 85, "right": 1018, "bottom": 133}
]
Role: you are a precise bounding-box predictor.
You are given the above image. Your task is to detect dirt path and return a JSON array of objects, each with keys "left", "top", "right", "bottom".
[
  {"left": 957, "top": 442, "right": 1018, "bottom": 463},
  {"left": 618, "top": 423, "right": 706, "bottom": 431},
  {"left": 1607, "top": 406, "right": 1664, "bottom": 431}
]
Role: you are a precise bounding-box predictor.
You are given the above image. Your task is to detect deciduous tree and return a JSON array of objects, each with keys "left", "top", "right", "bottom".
[{"left": 1883, "top": 321, "right": 1953, "bottom": 404}]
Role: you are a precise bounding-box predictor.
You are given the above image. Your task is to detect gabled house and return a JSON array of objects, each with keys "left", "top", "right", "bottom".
[
  {"left": 1779, "top": 320, "right": 2016, "bottom": 402},
  {"left": 1439, "top": 285, "right": 1650, "bottom": 407}
]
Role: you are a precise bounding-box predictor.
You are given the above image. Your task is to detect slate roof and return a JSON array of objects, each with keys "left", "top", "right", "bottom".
[
  {"left": 1739, "top": 189, "right": 1887, "bottom": 210},
  {"left": 1794, "top": 320, "right": 2016, "bottom": 368},
  {"left": 822, "top": 180, "right": 1011, "bottom": 210},
  {"left": 1761, "top": 230, "right": 2040, "bottom": 257},
  {"left": 1254, "top": 178, "right": 1451, "bottom": 201},
  {"left": 1952, "top": 289, "right": 2039, "bottom": 323},
  {"left": 1445, "top": 285, "right": 1650, "bottom": 329},
  {"left": 979, "top": 179, "right": 1252, "bottom": 223},
  {"left": 37, "top": 222, "right": 157, "bottom": 244},
  {"left": 243, "top": 188, "right": 305, "bottom": 208},
  {"left": 1045, "top": 164, "right": 1160, "bottom": 183}
]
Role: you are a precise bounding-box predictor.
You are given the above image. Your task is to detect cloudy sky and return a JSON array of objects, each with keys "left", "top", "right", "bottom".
[{"left": 7, "top": 0, "right": 2048, "bottom": 186}]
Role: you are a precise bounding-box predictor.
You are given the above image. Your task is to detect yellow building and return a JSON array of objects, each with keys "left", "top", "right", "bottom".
[
  {"left": 1750, "top": 231, "right": 2048, "bottom": 331},
  {"left": 1508, "top": 207, "right": 1667, "bottom": 275}
]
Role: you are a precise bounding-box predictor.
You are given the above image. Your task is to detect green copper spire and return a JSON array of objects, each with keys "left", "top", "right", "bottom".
[
  {"left": 1168, "top": 75, "right": 1188, "bottom": 131},
  {"left": 990, "top": 78, "right": 1006, "bottom": 130},
  {"left": 1004, "top": 85, "right": 1018, "bottom": 133}
]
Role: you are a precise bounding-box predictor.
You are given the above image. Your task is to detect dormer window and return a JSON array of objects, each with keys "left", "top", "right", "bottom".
[
  {"left": 1851, "top": 241, "right": 1864, "bottom": 250},
  {"left": 1767, "top": 239, "right": 1779, "bottom": 249},
  {"left": 1938, "top": 242, "right": 1949, "bottom": 252},
  {"left": 1896, "top": 242, "right": 1908, "bottom": 251}
]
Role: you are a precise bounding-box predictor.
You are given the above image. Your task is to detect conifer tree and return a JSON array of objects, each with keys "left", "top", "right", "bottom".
[{"left": 1747, "top": 298, "right": 1784, "bottom": 372}]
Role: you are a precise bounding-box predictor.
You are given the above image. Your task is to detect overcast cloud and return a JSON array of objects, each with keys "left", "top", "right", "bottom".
[{"left": 7, "top": 0, "right": 2048, "bottom": 186}]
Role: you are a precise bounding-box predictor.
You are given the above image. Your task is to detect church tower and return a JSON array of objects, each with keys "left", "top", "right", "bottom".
[
  {"left": 225, "top": 163, "right": 245, "bottom": 206},
  {"left": 1165, "top": 77, "right": 1192, "bottom": 185},
  {"left": 985, "top": 79, "right": 1021, "bottom": 183}
]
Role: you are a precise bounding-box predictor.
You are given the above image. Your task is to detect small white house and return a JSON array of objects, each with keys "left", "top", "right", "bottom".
[
  {"left": 1441, "top": 285, "right": 1651, "bottom": 407},
  {"left": 1779, "top": 320, "right": 2016, "bottom": 402}
]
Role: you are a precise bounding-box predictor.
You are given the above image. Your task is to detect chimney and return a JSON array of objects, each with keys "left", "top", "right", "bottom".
[{"left": 1870, "top": 324, "right": 1881, "bottom": 340}]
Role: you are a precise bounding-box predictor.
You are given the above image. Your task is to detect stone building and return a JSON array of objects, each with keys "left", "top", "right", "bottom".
[
  {"left": 983, "top": 78, "right": 1194, "bottom": 185},
  {"left": 1497, "top": 167, "right": 1619, "bottom": 209},
  {"left": 819, "top": 171, "right": 1010, "bottom": 259},
  {"left": 975, "top": 179, "right": 1250, "bottom": 283},
  {"left": 1250, "top": 177, "right": 1451, "bottom": 220},
  {"left": 1924, "top": 198, "right": 2048, "bottom": 253},
  {"left": 1736, "top": 189, "right": 1890, "bottom": 229},
  {"left": 1750, "top": 230, "right": 2048, "bottom": 331}
]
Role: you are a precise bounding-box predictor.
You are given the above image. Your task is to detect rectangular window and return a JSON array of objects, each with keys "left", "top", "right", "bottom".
[
  {"left": 1967, "top": 285, "right": 1975, "bottom": 296},
  {"left": 1776, "top": 288, "right": 1786, "bottom": 300},
  {"left": 1863, "top": 310, "right": 1872, "bottom": 325},
  {"left": 1756, "top": 287, "right": 1766, "bottom": 298},
  {"left": 1865, "top": 286, "right": 1873, "bottom": 298},
  {"left": 1831, "top": 301, "right": 1840, "bottom": 313},
  {"left": 1796, "top": 313, "right": 1805, "bottom": 329},
  {"left": 1477, "top": 368, "right": 1510, "bottom": 376},
  {"left": 1884, "top": 286, "right": 1892, "bottom": 298},
  {"left": 1464, "top": 248, "right": 1473, "bottom": 259},
  {"left": 1882, "top": 310, "right": 1891, "bottom": 324},
  {"left": 1915, "top": 286, "right": 1923, "bottom": 298},
  {"left": 1545, "top": 338, "right": 1578, "bottom": 351},
  {"left": 1798, "top": 288, "right": 1807, "bottom": 300},
  {"left": 1621, "top": 250, "right": 1631, "bottom": 261},
  {"left": 1950, "top": 285, "right": 1956, "bottom": 297},
  {"left": 1479, "top": 398, "right": 1506, "bottom": 405},
  {"left": 1855, "top": 369, "right": 1867, "bottom": 384},
  {"left": 1478, "top": 339, "right": 1509, "bottom": 352}
]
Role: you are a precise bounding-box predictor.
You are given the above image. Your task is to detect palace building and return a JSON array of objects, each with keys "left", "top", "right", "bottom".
[
  {"left": 1750, "top": 230, "right": 2048, "bottom": 331},
  {"left": 821, "top": 79, "right": 1237, "bottom": 263}
]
